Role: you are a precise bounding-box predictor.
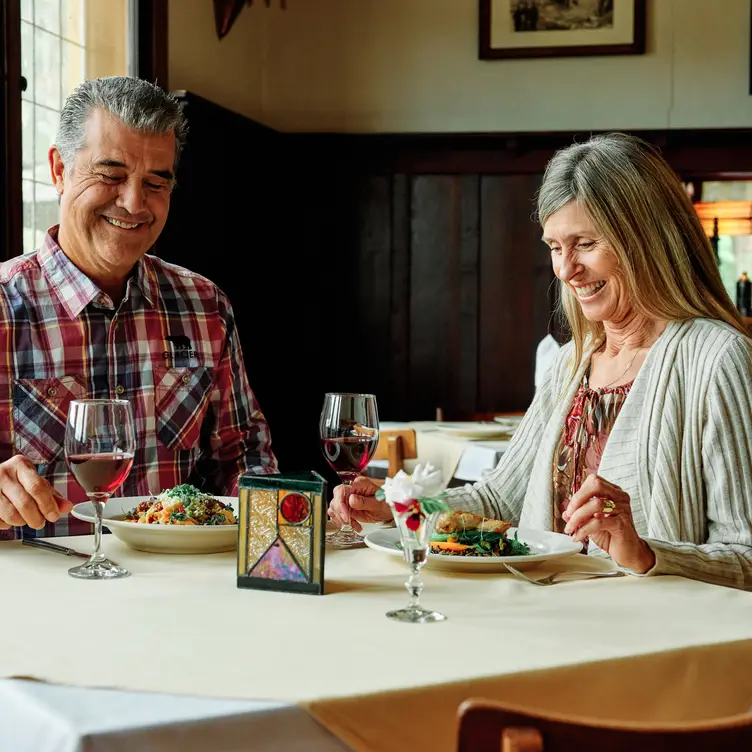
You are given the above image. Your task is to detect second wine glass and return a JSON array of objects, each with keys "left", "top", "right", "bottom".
[
  {"left": 65, "top": 399, "right": 136, "bottom": 579},
  {"left": 319, "top": 393, "right": 379, "bottom": 549}
]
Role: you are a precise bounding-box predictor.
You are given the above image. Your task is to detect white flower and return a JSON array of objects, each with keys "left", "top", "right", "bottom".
[
  {"left": 381, "top": 463, "right": 443, "bottom": 505},
  {"left": 381, "top": 470, "right": 422, "bottom": 505},
  {"left": 411, "top": 463, "right": 443, "bottom": 497}
]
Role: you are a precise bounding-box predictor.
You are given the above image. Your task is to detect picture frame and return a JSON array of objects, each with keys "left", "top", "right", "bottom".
[{"left": 479, "top": 0, "right": 646, "bottom": 60}]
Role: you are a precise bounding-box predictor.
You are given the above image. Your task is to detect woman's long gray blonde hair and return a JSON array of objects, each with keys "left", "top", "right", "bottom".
[{"left": 537, "top": 132, "right": 747, "bottom": 370}]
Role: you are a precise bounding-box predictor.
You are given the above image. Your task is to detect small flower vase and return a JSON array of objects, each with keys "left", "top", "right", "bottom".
[{"left": 387, "top": 502, "right": 446, "bottom": 624}]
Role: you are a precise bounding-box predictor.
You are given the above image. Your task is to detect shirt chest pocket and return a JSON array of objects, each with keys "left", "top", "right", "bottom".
[
  {"left": 155, "top": 366, "right": 213, "bottom": 451},
  {"left": 13, "top": 376, "right": 87, "bottom": 465}
]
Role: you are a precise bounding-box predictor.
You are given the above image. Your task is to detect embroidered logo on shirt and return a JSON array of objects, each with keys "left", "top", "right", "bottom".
[{"left": 163, "top": 335, "right": 199, "bottom": 362}]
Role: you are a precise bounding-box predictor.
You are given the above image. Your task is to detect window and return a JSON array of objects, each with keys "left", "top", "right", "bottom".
[{"left": 20, "top": 0, "right": 133, "bottom": 252}]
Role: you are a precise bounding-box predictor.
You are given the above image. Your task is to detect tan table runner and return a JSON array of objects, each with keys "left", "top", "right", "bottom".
[{"left": 2, "top": 537, "right": 752, "bottom": 751}]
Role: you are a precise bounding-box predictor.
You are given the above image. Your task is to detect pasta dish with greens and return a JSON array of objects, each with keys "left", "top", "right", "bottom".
[{"left": 124, "top": 484, "right": 237, "bottom": 526}]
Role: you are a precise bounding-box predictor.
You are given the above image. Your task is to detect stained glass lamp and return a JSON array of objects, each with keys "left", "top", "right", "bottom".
[{"left": 237, "top": 471, "right": 327, "bottom": 595}]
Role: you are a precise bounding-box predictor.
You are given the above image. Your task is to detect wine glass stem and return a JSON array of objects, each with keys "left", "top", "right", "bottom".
[
  {"left": 340, "top": 478, "right": 355, "bottom": 533},
  {"left": 406, "top": 560, "right": 423, "bottom": 610},
  {"left": 90, "top": 497, "right": 108, "bottom": 563}
]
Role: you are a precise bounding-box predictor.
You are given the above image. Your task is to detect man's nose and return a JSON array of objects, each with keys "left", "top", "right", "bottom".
[{"left": 117, "top": 180, "right": 146, "bottom": 215}]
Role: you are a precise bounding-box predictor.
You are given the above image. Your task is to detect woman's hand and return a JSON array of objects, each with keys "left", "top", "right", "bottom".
[
  {"left": 562, "top": 473, "right": 655, "bottom": 573},
  {"left": 328, "top": 476, "right": 391, "bottom": 533}
]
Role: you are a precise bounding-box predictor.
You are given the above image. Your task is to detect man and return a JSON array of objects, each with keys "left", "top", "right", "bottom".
[{"left": 0, "top": 76, "right": 277, "bottom": 539}]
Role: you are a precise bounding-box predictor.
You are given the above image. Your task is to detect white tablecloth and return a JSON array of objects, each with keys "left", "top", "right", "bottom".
[
  {"left": 2, "top": 536, "right": 752, "bottom": 752},
  {"left": 0, "top": 679, "right": 347, "bottom": 752},
  {"left": 370, "top": 421, "right": 511, "bottom": 483}
]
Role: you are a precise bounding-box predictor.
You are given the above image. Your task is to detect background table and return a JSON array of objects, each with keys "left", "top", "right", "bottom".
[
  {"left": 2, "top": 536, "right": 752, "bottom": 752},
  {"left": 369, "top": 421, "right": 513, "bottom": 484}
]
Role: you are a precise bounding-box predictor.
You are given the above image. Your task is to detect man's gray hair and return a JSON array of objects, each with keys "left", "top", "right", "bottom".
[{"left": 56, "top": 76, "right": 188, "bottom": 171}]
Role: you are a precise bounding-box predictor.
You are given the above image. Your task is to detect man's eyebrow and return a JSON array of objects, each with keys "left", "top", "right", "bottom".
[
  {"left": 93, "top": 160, "right": 174, "bottom": 182},
  {"left": 94, "top": 159, "right": 126, "bottom": 169}
]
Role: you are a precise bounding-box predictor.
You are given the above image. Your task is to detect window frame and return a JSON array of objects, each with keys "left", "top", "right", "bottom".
[{"left": 0, "top": 0, "right": 168, "bottom": 261}]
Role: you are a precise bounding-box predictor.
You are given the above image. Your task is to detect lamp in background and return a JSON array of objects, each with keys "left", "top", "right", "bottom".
[
  {"left": 693, "top": 201, "right": 752, "bottom": 264},
  {"left": 213, "top": 0, "right": 285, "bottom": 40}
]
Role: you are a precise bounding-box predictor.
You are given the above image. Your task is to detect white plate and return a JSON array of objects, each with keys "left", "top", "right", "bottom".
[
  {"left": 492, "top": 416, "right": 524, "bottom": 429},
  {"left": 436, "top": 422, "right": 515, "bottom": 440},
  {"left": 363, "top": 527, "right": 582, "bottom": 572},
  {"left": 70, "top": 496, "right": 238, "bottom": 555}
]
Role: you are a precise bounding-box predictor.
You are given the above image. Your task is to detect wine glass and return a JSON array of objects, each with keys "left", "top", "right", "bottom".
[
  {"left": 319, "top": 393, "right": 379, "bottom": 549},
  {"left": 386, "top": 505, "right": 446, "bottom": 623},
  {"left": 65, "top": 399, "right": 136, "bottom": 579}
]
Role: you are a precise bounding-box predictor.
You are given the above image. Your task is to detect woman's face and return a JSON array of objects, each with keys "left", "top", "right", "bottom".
[{"left": 543, "top": 201, "right": 628, "bottom": 324}]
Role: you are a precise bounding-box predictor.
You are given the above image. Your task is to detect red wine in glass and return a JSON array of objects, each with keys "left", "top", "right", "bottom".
[
  {"left": 320, "top": 436, "right": 379, "bottom": 483},
  {"left": 65, "top": 399, "right": 136, "bottom": 580},
  {"left": 67, "top": 452, "right": 135, "bottom": 496},
  {"left": 319, "top": 392, "right": 379, "bottom": 549}
]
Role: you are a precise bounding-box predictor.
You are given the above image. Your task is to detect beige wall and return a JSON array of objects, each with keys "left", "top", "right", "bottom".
[{"left": 168, "top": 0, "right": 752, "bottom": 133}]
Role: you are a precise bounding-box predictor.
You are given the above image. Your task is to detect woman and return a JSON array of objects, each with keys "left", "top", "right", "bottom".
[{"left": 329, "top": 132, "right": 752, "bottom": 591}]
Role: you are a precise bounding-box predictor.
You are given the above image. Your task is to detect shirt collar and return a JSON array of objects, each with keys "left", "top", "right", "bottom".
[{"left": 39, "top": 226, "right": 156, "bottom": 318}]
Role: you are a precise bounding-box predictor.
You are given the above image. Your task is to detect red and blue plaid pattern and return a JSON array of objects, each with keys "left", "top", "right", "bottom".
[{"left": 0, "top": 227, "right": 277, "bottom": 539}]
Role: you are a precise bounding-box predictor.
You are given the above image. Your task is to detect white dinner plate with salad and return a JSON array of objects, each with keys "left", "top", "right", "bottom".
[
  {"left": 363, "top": 527, "right": 582, "bottom": 573},
  {"left": 436, "top": 422, "right": 515, "bottom": 440},
  {"left": 70, "top": 491, "right": 238, "bottom": 555}
]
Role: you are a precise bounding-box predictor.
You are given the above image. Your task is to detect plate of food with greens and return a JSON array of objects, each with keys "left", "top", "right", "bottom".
[
  {"left": 364, "top": 510, "right": 582, "bottom": 572},
  {"left": 70, "top": 484, "right": 238, "bottom": 555}
]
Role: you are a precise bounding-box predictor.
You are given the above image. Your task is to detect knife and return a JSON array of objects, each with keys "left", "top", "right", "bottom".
[{"left": 22, "top": 537, "right": 111, "bottom": 563}]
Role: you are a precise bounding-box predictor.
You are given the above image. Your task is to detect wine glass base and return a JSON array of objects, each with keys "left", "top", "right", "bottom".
[
  {"left": 326, "top": 529, "right": 366, "bottom": 549},
  {"left": 68, "top": 559, "right": 130, "bottom": 580},
  {"left": 386, "top": 606, "right": 447, "bottom": 624}
]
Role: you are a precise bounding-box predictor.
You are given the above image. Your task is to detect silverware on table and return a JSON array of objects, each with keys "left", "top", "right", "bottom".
[
  {"left": 22, "top": 537, "right": 107, "bottom": 564},
  {"left": 504, "top": 563, "right": 624, "bottom": 586}
]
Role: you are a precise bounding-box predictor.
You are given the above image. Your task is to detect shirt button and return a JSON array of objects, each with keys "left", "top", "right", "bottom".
[
  {"left": 115, "top": 384, "right": 125, "bottom": 395},
  {"left": 46, "top": 387, "right": 58, "bottom": 398},
  {"left": 181, "top": 373, "right": 191, "bottom": 385}
]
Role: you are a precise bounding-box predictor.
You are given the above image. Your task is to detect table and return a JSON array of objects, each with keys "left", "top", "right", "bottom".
[
  {"left": 2, "top": 536, "right": 752, "bottom": 752},
  {"left": 369, "top": 421, "right": 513, "bottom": 484},
  {"left": 0, "top": 680, "right": 346, "bottom": 752}
]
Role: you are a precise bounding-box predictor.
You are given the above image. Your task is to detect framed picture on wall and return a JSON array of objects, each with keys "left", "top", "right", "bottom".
[{"left": 479, "top": 0, "right": 646, "bottom": 60}]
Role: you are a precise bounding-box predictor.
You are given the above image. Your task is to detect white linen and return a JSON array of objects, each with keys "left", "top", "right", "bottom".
[
  {"left": 0, "top": 680, "right": 347, "bottom": 752},
  {"left": 449, "top": 318, "right": 752, "bottom": 590}
]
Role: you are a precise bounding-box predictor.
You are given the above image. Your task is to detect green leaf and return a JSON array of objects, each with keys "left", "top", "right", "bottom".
[{"left": 420, "top": 497, "right": 451, "bottom": 515}]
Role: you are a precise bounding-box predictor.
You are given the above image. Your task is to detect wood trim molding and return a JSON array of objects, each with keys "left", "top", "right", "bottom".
[
  {"left": 0, "top": 0, "right": 22, "bottom": 261},
  {"left": 286, "top": 128, "right": 752, "bottom": 178},
  {"left": 137, "top": 0, "right": 169, "bottom": 88}
]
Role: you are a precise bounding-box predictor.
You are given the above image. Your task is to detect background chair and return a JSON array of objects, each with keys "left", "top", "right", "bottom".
[
  {"left": 457, "top": 698, "right": 752, "bottom": 752},
  {"left": 372, "top": 429, "right": 417, "bottom": 478}
]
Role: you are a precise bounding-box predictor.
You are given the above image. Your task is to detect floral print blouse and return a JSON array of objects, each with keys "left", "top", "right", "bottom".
[{"left": 553, "top": 373, "right": 633, "bottom": 540}]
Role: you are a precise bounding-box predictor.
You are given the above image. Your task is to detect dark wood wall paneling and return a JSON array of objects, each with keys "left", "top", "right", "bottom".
[{"left": 157, "top": 119, "right": 752, "bottom": 475}]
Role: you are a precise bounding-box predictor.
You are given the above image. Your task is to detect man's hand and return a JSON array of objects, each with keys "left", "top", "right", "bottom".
[{"left": 0, "top": 456, "right": 73, "bottom": 530}]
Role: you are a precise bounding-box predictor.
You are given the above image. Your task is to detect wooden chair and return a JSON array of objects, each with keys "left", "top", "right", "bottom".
[
  {"left": 372, "top": 429, "right": 417, "bottom": 478},
  {"left": 457, "top": 698, "right": 752, "bottom": 752}
]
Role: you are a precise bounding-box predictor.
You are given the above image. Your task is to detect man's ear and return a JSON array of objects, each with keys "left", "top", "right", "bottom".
[{"left": 49, "top": 146, "right": 66, "bottom": 195}]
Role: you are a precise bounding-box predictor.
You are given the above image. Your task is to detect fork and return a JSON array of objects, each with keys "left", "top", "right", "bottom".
[{"left": 504, "top": 563, "right": 624, "bottom": 586}]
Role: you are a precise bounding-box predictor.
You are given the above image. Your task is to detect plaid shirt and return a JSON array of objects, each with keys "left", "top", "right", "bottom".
[{"left": 0, "top": 227, "right": 277, "bottom": 539}]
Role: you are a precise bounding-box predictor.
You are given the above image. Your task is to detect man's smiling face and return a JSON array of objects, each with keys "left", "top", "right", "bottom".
[{"left": 50, "top": 108, "right": 176, "bottom": 274}]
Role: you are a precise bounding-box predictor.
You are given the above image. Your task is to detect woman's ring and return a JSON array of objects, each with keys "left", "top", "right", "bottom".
[{"left": 601, "top": 498, "right": 617, "bottom": 514}]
